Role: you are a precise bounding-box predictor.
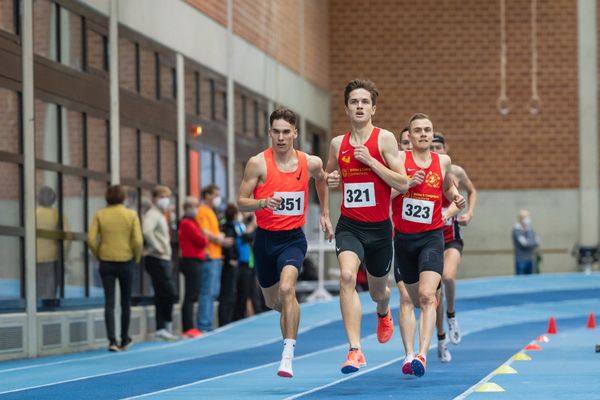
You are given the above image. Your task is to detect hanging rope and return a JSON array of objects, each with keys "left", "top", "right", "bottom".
[
  {"left": 528, "top": 0, "right": 541, "bottom": 114},
  {"left": 497, "top": 0, "right": 510, "bottom": 116}
]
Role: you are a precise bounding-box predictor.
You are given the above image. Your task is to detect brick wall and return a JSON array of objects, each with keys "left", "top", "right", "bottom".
[
  {"left": 185, "top": 0, "right": 329, "bottom": 90},
  {"left": 329, "top": 0, "right": 578, "bottom": 190}
]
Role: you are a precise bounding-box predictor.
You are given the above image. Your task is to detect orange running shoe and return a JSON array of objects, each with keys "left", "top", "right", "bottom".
[
  {"left": 376, "top": 308, "right": 394, "bottom": 343},
  {"left": 341, "top": 349, "right": 366, "bottom": 374}
]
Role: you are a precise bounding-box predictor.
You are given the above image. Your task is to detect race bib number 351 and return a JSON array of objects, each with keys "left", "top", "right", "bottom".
[
  {"left": 273, "top": 191, "right": 304, "bottom": 216},
  {"left": 344, "top": 182, "right": 376, "bottom": 208},
  {"left": 402, "top": 198, "right": 434, "bottom": 224}
]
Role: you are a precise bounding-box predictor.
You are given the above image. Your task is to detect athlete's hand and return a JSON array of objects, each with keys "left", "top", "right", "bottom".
[
  {"left": 326, "top": 170, "right": 341, "bottom": 188},
  {"left": 453, "top": 194, "right": 466, "bottom": 210},
  {"left": 264, "top": 196, "right": 283, "bottom": 211},
  {"left": 457, "top": 212, "right": 472, "bottom": 226},
  {"left": 410, "top": 170, "right": 426, "bottom": 187},
  {"left": 354, "top": 145, "right": 373, "bottom": 166},
  {"left": 319, "top": 214, "right": 334, "bottom": 242}
]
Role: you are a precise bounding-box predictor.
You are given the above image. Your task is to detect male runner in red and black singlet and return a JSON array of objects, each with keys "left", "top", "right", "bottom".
[
  {"left": 326, "top": 79, "right": 409, "bottom": 374},
  {"left": 391, "top": 113, "right": 465, "bottom": 377},
  {"left": 238, "top": 108, "right": 333, "bottom": 378},
  {"left": 431, "top": 132, "right": 477, "bottom": 355}
]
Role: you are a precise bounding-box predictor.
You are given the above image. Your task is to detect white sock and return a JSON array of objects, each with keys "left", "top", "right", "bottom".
[
  {"left": 282, "top": 339, "right": 296, "bottom": 359},
  {"left": 165, "top": 322, "right": 173, "bottom": 332},
  {"left": 405, "top": 353, "right": 414, "bottom": 362}
]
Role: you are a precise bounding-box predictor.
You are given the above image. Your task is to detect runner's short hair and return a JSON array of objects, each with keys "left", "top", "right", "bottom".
[
  {"left": 344, "top": 79, "right": 379, "bottom": 106},
  {"left": 269, "top": 108, "right": 297, "bottom": 128},
  {"left": 152, "top": 185, "right": 172, "bottom": 198},
  {"left": 407, "top": 113, "right": 431, "bottom": 130}
]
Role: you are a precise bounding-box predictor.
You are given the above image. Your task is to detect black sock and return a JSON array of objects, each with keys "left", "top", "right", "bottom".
[
  {"left": 437, "top": 333, "right": 446, "bottom": 341},
  {"left": 349, "top": 347, "right": 359, "bottom": 351},
  {"left": 447, "top": 311, "right": 455, "bottom": 319},
  {"left": 377, "top": 311, "right": 388, "bottom": 318}
]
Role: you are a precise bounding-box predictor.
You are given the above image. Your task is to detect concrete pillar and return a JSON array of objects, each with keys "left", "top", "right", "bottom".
[
  {"left": 577, "top": 0, "right": 599, "bottom": 246},
  {"left": 109, "top": 0, "right": 120, "bottom": 185}
]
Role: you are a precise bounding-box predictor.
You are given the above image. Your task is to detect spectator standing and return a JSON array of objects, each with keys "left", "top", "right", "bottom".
[
  {"left": 178, "top": 197, "right": 208, "bottom": 338},
  {"left": 512, "top": 209, "right": 540, "bottom": 275},
  {"left": 87, "top": 185, "right": 143, "bottom": 351},
  {"left": 195, "top": 185, "right": 233, "bottom": 332},
  {"left": 219, "top": 204, "right": 240, "bottom": 326},
  {"left": 143, "top": 185, "right": 178, "bottom": 340},
  {"left": 233, "top": 213, "right": 257, "bottom": 321}
]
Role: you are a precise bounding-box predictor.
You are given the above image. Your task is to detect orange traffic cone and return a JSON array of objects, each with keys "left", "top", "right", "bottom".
[
  {"left": 587, "top": 313, "right": 596, "bottom": 329},
  {"left": 547, "top": 316, "right": 557, "bottom": 334},
  {"left": 525, "top": 343, "right": 542, "bottom": 351}
]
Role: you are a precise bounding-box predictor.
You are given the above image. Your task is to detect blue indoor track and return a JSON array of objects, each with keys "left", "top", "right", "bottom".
[{"left": 1, "top": 273, "right": 599, "bottom": 399}]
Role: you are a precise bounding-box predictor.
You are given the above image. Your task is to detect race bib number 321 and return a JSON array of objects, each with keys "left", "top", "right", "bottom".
[
  {"left": 344, "top": 182, "right": 376, "bottom": 208},
  {"left": 402, "top": 198, "right": 434, "bottom": 224},
  {"left": 273, "top": 191, "right": 304, "bottom": 216}
]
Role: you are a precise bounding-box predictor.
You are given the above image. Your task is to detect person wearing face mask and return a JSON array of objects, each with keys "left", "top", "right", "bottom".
[
  {"left": 512, "top": 209, "right": 540, "bottom": 275},
  {"left": 178, "top": 197, "right": 208, "bottom": 338},
  {"left": 195, "top": 184, "right": 234, "bottom": 333},
  {"left": 143, "top": 185, "right": 178, "bottom": 340}
]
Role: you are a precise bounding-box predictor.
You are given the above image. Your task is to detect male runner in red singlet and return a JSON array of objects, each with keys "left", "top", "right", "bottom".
[
  {"left": 326, "top": 79, "right": 409, "bottom": 374},
  {"left": 392, "top": 113, "right": 465, "bottom": 377},
  {"left": 431, "top": 132, "right": 477, "bottom": 354},
  {"left": 237, "top": 108, "right": 333, "bottom": 378}
]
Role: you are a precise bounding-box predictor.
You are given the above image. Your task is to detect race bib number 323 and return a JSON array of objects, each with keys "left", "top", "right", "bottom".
[
  {"left": 273, "top": 191, "right": 304, "bottom": 216},
  {"left": 344, "top": 182, "right": 376, "bottom": 208},
  {"left": 402, "top": 198, "right": 434, "bottom": 224}
]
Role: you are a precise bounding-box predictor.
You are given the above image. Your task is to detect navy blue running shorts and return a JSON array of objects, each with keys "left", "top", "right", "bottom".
[{"left": 253, "top": 227, "right": 307, "bottom": 288}]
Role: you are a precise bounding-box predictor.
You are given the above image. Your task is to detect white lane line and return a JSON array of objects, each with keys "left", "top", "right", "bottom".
[
  {"left": 0, "top": 302, "right": 331, "bottom": 374},
  {"left": 0, "top": 316, "right": 342, "bottom": 396},
  {"left": 119, "top": 338, "right": 363, "bottom": 400}
]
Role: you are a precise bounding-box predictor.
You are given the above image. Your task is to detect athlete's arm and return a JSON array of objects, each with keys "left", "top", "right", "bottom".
[
  {"left": 325, "top": 136, "right": 342, "bottom": 188},
  {"left": 308, "top": 155, "right": 334, "bottom": 241},
  {"left": 237, "top": 155, "right": 281, "bottom": 212},
  {"left": 354, "top": 130, "right": 409, "bottom": 193},
  {"left": 441, "top": 155, "right": 466, "bottom": 209},
  {"left": 453, "top": 165, "right": 477, "bottom": 226}
]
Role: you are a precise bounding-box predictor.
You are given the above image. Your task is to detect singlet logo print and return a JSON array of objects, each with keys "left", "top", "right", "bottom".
[
  {"left": 341, "top": 155, "right": 351, "bottom": 164},
  {"left": 296, "top": 169, "right": 302, "bottom": 180},
  {"left": 425, "top": 171, "right": 441, "bottom": 188}
]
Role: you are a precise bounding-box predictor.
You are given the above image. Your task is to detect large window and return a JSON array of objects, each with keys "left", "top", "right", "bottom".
[
  {"left": 0, "top": 0, "right": 17, "bottom": 35},
  {"left": 34, "top": 98, "right": 110, "bottom": 307},
  {"left": 0, "top": 88, "right": 23, "bottom": 306},
  {"left": 33, "top": 0, "right": 83, "bottom": 71}
]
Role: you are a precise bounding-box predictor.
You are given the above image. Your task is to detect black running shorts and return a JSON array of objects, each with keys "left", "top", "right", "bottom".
[
  {"left": 394, "top": 228, "right": 444, "bottom": 284},
  {"left": 335, "top": 215, "right": 393, "bottom": 278}
]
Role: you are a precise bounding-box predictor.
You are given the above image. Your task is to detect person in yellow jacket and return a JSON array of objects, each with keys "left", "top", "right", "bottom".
[{"left": 88, "top": 185, "right": 143, "bottom": 352}]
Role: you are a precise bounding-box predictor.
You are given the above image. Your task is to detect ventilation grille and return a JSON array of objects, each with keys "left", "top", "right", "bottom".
[
  {"left": 69, "top": 321, "right": 87, "bottom": 344},
  {"left": 0, "top": 326, "right": 23, "bottom": 352},
  {"left": 94, "top": 320, "right": 105, "bottom": 340},
  {"left": 42, "top": 323, "right": 61, "bottom": 347},
  {"left": 130, "top": 316, "right": 141, "bottom": 336}
]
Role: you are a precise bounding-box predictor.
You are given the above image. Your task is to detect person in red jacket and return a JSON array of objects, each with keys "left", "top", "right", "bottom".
[{"left": 179, "top": 196, "right": 209, "bottom": 338}]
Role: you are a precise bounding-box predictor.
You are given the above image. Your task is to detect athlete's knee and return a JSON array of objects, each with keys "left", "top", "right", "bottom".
[
  {"left": 339, "top": 269, "right": 357, "bottom": 287},
  {"left": 278, "top": 282, "right": 296, "bottom": 301},
  {"left": 418, "top": 290, "right": 437, "bottom": 308}
]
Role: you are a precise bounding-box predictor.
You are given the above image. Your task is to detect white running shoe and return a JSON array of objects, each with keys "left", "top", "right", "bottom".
[
  {"left": 155, "top": 329, "right": 178, "bottom": 341},
  {"left": 437, "top": 339, "right": 452, "bottom": 362},
  {"left": 448, "top": 317, "right": 462, "bottom": 344},
  {"left": 277, "top": 356, "right": 294, "bottom": 378}
]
